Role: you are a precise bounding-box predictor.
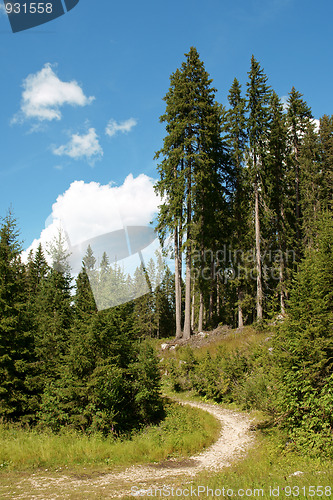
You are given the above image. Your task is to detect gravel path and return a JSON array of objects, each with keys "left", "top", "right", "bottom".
[{"left": 8, "top": 400, "right": 255, "bottom": 499}]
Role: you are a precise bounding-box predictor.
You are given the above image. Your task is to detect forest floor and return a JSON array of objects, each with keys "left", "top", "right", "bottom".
[
  {"left": 160, "top": 325, "right": 235, "bottom": 350},
  {"left": 158, "top": 323, "right": 274, "bottom": 354},
  {"left": 0, "top": 400, "right": 255, "bottom": 499}
]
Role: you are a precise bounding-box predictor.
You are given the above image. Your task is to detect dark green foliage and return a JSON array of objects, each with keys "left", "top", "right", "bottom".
[
  {"left": 26, "top": 243, "right": 49, "bottom": 297},
  {"left": 155, "top": 46, "right": 228, "bottom": 337},
  {"left": 223, "top": 78, "right": 253, "bottom": 326},
  {"left": 189, "top": 351, "right": 230, "bottom": 401},
  {"left": 0, "top": 220, "right": 164, "bottom": 435},
  {"left": 154, "top": 267, "right": 176, "bottom": 337},
  {"left": 133, "top": 257, "right": 175, "bottom": 338},
  {"left": 274, "top": 213, "right": 333, "bottom": 457},
  {"left": 133, "top": 262, "right": 156, "bottom": 338},
  {"left": 299, "top": 115, "right": 333, "bottom": 248},
  {"left": 299, "top": 123, "right": 322, "bottom": 247},
  {"left": 0, "top": 212, "right": 36, "bottom": 422},
  {"left": 246, "top": 56, "right": 272, "bottom": 320},
  {"left": 38, "top": 302, "right": 163, "bottom": 434},
  {"left": 318, "top": 115, "right": 333, "bottom": 211},
  {"left": 286, "top": 87, "right": 313, "bottom": 254},
  {"left": 263, "top": 92, "right": 295, "bottom": 315},
  {"left": 246, "top": 56, "right": 271, "bottom": 157},
  {"left": 74, "top": 266, "right": 97, "bottom": 320},
  {"left": 33, "top": 268, "right": 73, "bottom": 384},
  {"left": 287, "top": 87, "right": 313, "bottom": 155},
  {"left": 130, "top": 340, "right": 164, "bottom": 424},
  {"left": 165, "top": 342, "right": 276, "bottom": 411}
]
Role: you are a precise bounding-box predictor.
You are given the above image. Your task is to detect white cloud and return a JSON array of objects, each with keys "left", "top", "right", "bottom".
[
  {"left": 23, "top": 174, "right": 160, "bottom": 259},
  {"left": 105, "top": 118, "right": 137, "bottom": 137},
  {"left": 280, "top": 95, "right": 289, "bottom": 111},
  {"left": 53, "top": 128, "right": 103, "bottom": 164},
  {"left": 279, "top": 97, "right": 320, "bottom": 133},
  {"left": 312, "top": 118, "right": 320, "bottom": 132},
  {"left": 13, "top": 63, "right": 94, "bottom": 123}
]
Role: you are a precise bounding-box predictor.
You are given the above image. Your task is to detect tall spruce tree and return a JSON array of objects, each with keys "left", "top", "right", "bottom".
[
  {"left": 25, "top": 243, "right": 50, "bottom": 417},
  {"left": 154, "top": 67, "right": 184, "bottom": 338},
  {"left": 26, "top": 243, "right": 49, "bottom": 298},
  {"left": 155, "top": 266, "right": 176, "bottom": 337},
  {"left": 318, "top": 115, "right": 333, "bottom": 213},
  {"left": 298, "top": 122, "right": 322, "bottom": 248},
  {"left": 47, "top": 227, "right": 71, "bottom": 275},
  {"left": 155, "top": 47, "right": 226, "bottom": 338},
  {"left": 34, "top": 231, "right": 73, "bottom": 386},
  {"left": 286, "top": 87, "right": 313, "bottom": 258},
  {"left": 266, "top": 91, "right": 293, "bottom": 314},
  {"left": 224, "top": 78, "right": 249, "bottom": 326},
  {"left": 74, "top": 267, "right": 97, "bottom": 321},
  {"left": 45, "top": 250, "right": 99, "bottom": 432},
  {"left": 246, "top": 56, "right": 272, "bottom": 320},
  {"left": 133, "top": 261, "right": 156, "bottom": 337},
  {"left": 0, "top": 212, "right": 34, "bottom": 421},
  {"left": 274, "top": 212, "right": 333, "bottom": 455}
]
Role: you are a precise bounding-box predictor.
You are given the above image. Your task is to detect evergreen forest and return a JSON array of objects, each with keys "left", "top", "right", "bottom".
[{"left": 0, "top": 47, "right": 332, "bottom": 461}]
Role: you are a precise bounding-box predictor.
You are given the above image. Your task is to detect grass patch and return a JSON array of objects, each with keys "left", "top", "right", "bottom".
[
  {"left": 187, "top": 428, "right": 333, "bottom": 499},
  {"left": 0, "top": 399, "right": 220, "bottom": 472},
  {"left": 198, "top": 326, "right": 269, "bottom": 357},
  {"left": 132, "top": 425, "right": 333, "bottom": 500},
  {"left": 159, "top": 326, "right": 270, "bottom": 360}
]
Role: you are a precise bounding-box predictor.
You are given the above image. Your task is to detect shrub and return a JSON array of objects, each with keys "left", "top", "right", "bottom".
[{"left": 274, "top": 213, "right": 333, "bottom": 457}]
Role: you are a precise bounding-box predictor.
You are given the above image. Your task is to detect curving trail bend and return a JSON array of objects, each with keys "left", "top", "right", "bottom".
[{"left": 11, "top": 400, "right": 255, "bottom": 499}]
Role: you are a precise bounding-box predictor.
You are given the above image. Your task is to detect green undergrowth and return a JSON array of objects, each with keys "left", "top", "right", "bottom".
[
  {"left": 159, "top": 326, "right": 268, "bottom": 359},
  {"left": 188, "top": 429, "right": 333, "bottom": 499},
  {"left": 159, "top": 326, "right": 276, "bottom": 411},
  {"left": 129, "top": 425, "right": 333, "bottom": 500},
  {"left": 0, "top": 398, "right": 220, "bottom": 472},
  {"left": 159, "top": 321, "right": 333, "bottom": 462}
]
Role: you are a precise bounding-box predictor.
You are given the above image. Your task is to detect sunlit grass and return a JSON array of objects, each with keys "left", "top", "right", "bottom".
[
  {"left": 129, "top": 425, "right": 333, "bottom": 500},
  {"left": 158, "top": 325, "right": 270, "bottom": 362},
  {"left": 188, "top": 428, "right": 333, "bottom": 499},
  {"left": 0, "top": 399, "right": 220, "bottom": 472}
]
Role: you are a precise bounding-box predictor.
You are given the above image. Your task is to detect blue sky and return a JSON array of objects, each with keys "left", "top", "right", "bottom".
[{"left": 1, "top": 0, "right": 332, "bottom": 254}]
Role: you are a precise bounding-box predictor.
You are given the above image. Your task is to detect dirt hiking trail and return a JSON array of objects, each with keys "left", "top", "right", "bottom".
[{"left": 5, "top": 400, "right": 255, "bottom": 499}]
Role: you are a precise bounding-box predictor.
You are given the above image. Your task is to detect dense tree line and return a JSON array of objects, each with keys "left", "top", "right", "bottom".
[
  {"left": 0, "top": 48, "right": 331, "bottom": 451},
  {"left": 155, "top": 47, "right": 332, "bottom": 456},
  {"left": 155, "top": 47, "right": 332, "bottom": 334},
  {"left": 0, "top": 216, "right": 166, "bottom": 432},
  {"left": 164, "top": 213, "right": 333, "bottom": 457}
]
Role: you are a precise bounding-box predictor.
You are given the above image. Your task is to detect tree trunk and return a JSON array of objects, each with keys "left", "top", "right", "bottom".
[
  {"left": 183, "top": 241, "right": 192, "bottom": 339},
  {"left": 198, "top": 290, "right": 204, "bottom": 332},
  {"left": 191, "top": 280, "right": 196, "bottom": 331},
  {"left": 174, "top": 227, "right": 182, "bottom": 338},
  {"left": 254, "top": 174, "right": 263, "bottom": 320},
  {"left": 208, "top": 260, "right": 214, "bottom": 322},
  {"left": 178, "top": 218, "right": 183, "bottom": 319},
  {"left": 295, "top": 158, "right": 300, "bottom": 248},
  {"left": 237, "top": 287, "right": 244, "bottom": 328},
  {"left": 280, "top": 257, "right": 285, "bottom": 316},
  {"left": 183, "top": 152, "right": 192, "bottom": 340},
  {"left": 279, "top": 203, "right": 286, "bottom": 317}
]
